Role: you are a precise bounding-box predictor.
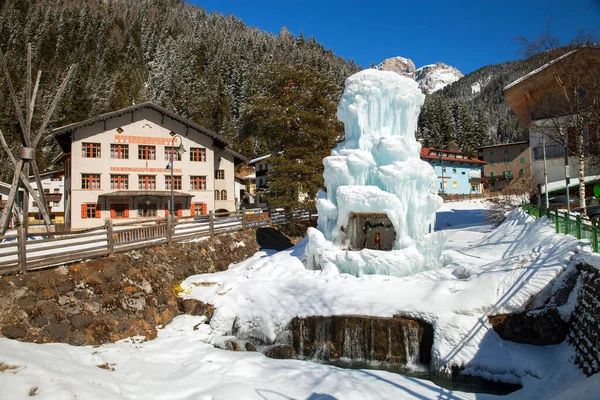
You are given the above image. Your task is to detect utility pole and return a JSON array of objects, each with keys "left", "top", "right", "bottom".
[{"left": 542, "top": 135, "right": 549, "bottom": 209}]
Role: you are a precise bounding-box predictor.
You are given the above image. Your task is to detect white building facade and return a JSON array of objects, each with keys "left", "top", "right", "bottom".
[
  {"left": 27, "top": 169, "right": 65, "bottom": 225},
  {"left": 52, "top": 103, "right": 246, "bottom": 229}
]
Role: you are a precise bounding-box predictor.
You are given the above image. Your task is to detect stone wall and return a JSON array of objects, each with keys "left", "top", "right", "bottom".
[{"left": 569, "top": 261, "right": 600, "bottom": 376}]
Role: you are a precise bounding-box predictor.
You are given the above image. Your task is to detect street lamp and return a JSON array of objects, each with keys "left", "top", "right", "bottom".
[{"left": 167, "top": 132, "right": 186, "bottom": 216}]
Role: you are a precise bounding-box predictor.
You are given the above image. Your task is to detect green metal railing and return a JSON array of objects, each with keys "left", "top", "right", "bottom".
[{"left": 522, "top": 203, "right": 599, "bottom": 253}]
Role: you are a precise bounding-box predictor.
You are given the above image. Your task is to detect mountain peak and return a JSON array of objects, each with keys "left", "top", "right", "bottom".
[{"left": 377, "top": 57, "right": 463, "bottom": 94}]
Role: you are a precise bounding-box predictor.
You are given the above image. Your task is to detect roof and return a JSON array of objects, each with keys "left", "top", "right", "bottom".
[
  {"left": 98, "top": 190, "right": 193, "bottom": 198},
  {"left": 29, "top": 169, "right": 65, "bottom": 180},
  {"left": 420, "top": 147, "right": 488, "bottom": 165},
  {"left": 503, "top": 49, "right": 578, "bottom": 92},
  {"left": 51, "top": 102, "right": 248, "bottom": 163},
  {"left": 542, "top": 175, "right": 600, "bottom": 194},
  {"left": 247, "top": 151, "right": 283, "bottom": 165},
  {"left": 478, "top": 141, "right": 529, "bottom": 150}
]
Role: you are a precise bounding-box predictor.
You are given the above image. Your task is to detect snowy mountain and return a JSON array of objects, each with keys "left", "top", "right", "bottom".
[{"left": 377, "top": 57, "right": 463, "bottom": 94}]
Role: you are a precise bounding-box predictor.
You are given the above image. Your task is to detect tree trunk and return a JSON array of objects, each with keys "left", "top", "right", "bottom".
[{"left": 578, "top": 130, "right": 586, "bottom": 216}]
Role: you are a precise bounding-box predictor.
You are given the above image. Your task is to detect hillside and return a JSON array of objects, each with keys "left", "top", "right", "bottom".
[
  {"left": 0, "top": 0, "right": 360, "bottom": 182},
  {"left": 416, "top": 51, "right": 570, "bottom": 155}
]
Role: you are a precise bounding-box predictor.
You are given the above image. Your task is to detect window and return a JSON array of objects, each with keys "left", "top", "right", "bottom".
[
  {"left": 81, "top": 174, "right": 101, "bottom": 190},
  {"left": 81, "top": 143, "right": 101, "bottom": 158},
  {"left": 110, "top": 144, "right": 129, "bottom": 159},
  {"left": 215, "top": 190, "right": 220, "bottom": 200},
  {"left": 489, "top": 151, "right": 494, "bottom": 156},
  {"left": 191, "top": 203, "right": 207, "bottom": 216},
  {"left": 51, "top": 176, "right": 62, "bottom": 182},
  {"left": 53, "top": 202, "right": 59, "bottom": 207},
  {"left": 221, "top": 190, "right": 227, "bottom": 200},
  {"left": 138, "top": 203, "right": 157, "bottom": 218},
  {"left": 519, "top": 148, "right": 525, "bottom": 152},
  {"left": 138, "top": 145, "right": 156, "bottom": 160},
  {"left": 54, "top": 188, "right": 59, "bottom": 194},
  {"left": 164, "top": 146, "right": 182, "bottom": 161},
  {"left": 520, "top": 157, "right": 525, "bottom": 163},
  {"left": 519, "top": 168, "right": 526, "bottom": 176},
  {"left": 81, "top": 203, "right": 100, "bottom": 219},
  {"left": 190, "top": 176, "right": 207, "bottom": 190},
  {"left": 110, "top": 174, "right": 129, "bottom": 190},
  {"left": 490, "top": 161, "right": 494, "bottom": 166},
  {"left": 504, "top": 149, "right": 509, "bottom": 154},
  {"left": 190, "top": 148, "right": 206, "bottom": 162},
  {"left": 44, "top": 188, "right": 50, "bottom": 194},
  {"left": 165, "top": 175, "right": 182, "bottom": 190},
  {"left": 452, "top": 168, "right": 457, "bottom": 173},
  {"left": 138, "top": 175, "right": 156, "bottom": 190},
  {"left": 215, "top": 170, "right": 225, "bottom": 179},
  {"left": 490, "top": 172, "right": 495, "bottom": 177}
]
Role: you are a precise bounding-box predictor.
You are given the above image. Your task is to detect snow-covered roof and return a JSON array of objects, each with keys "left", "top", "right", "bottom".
[
  {"left": 247, "top": 151, "right": 283, "bottom": 165},
  {"left": 543, "top": 174, "right": 600, "bottom": 194},
  {"left": 503, "top": 49, "right": 578, "bottom": 91}
]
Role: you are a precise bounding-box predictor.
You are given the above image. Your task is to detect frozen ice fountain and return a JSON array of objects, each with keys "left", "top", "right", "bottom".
[{"left": 305, "top": 69, "right": 446, "bottom": 277}]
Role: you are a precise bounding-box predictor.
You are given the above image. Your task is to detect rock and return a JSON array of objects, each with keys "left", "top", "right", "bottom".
[
  {"left": 33, "top": 316, "right": 49, "bottom": 326},
  {"left": 48, "top": 322, "right": 71, "bottom": 340},
  {"left": 73, "top": 290, "right": 89, "bottom": 301},
  {"left": 38, "top": 288, "right": 57, "bottom": 300},
  {"left": 57, "top": 280, "right": 75, "bottom": 293},
  {"left": 225, "top": 340, "right": 242, "bottom": 351},
  {"left": 245, "top": 342, "right": 257, "bottom": 352},
  {"left": 121, "top": 295, "right": 146, "bottom": 312},
  {"left": 70, "top": 314, "right": 92, "bottom": 329},
  {"left": 68, "top": 332, "right": 86, "bottom": 346},
  {"left": 2, "top": 325, "right": 28, "bottom": 339},
  {"left": 264, "top": 345, "right": 293, "bottom": 359},
  {"left": 67, "top": 305, "right": 82, "bottom": 315},
  {"left": 489, "top": 308, "right": 569, "bottom": 345},
  {"left": 177, "top": 299, "right": 214, "bottom": 322},
  {"left": 83, "top": 301, "right": 101, "bottom": 314},
  {"left": 15, "top": 295, "right": 37, "bottom": 309},
  {"left": 156, "top": 293, "right": 168, "bottom": 305},
  {"left": 117, "top": 320, "right": 130, "bottom": 333},
  {"left": 58, "top": 295, "right": 70, "bottom": 306}
]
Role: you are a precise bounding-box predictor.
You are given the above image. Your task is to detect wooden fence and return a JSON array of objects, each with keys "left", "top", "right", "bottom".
[
  {"left": 440, "top": 192, "right": 502, "bottom": 202},
  {"left": 0, "top": 208, "right": 316, "bottom": 276}
]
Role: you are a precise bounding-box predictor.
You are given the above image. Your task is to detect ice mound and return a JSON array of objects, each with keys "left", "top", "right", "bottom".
[{"left": 305, "top": 69, "right": 446, "bottom": 277}]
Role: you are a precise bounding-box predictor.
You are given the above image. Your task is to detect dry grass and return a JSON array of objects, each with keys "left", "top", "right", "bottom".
[
  {"left": 29, "top": 386, "right": 38, "bottom": 396},
  {"left": 96, "top": 363, "right": 115, "bottom": 371},
  {"left": 0, "top": 361, "right": 19, "bottom": 372}
]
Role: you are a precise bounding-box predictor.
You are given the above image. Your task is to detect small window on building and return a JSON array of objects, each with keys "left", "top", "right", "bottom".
[
  {"left": 191, "top": 203, "right": 207, "bottom": 216},
  {"left": 489, "top": 151, "right": 494, "bottom": 156},
  {"left": 221, "top": 190, "right": 227, "bottom": 201},
  {"left": 165, "top": 175, "right": 182, "bottom": 190},
  {"left": 520, "top": 168, "right": 526, "bottom": 175},
  {"left": 190, "top": 148, "right": 206, "bottom": 162},
  {"left": 461, "top": 171, "right": 466, "bottom": 175},
  {"left": 110, "top": 174, "right": 129, "bottom": 190},
  {"left": 81, "top": 174, "right": 101, "bottom": 190},
  {"left": 82, "top": 143, "right": 101, "bottom": 158},
  {"left": 81, "top": 203, "right": 101, "bottom": 219},
  {"left": 190, "top": 176, "right": 207, "bottom": 190},
  {"left": 138, "top": 175, "right": 156, "bottom": 190},
  {"left": 452, "top": 168, "right": 457, "bottom": 173},
  {"left": 215, "top": 190, "right": 220, "bottom": 200},
  {"left": 54, "top": 188, "right": 59, "bottom": 193},
  {"left": 452, "top": 181, "right": 458, "bottom": 189},
  {"left": 520, "top": 157, "right": 525, "bottom": 163},
  {"left": 519, "top": 148, "right": 524, "bottom": 152},
  {"left": 53, "top": 202, "right": 59, "bottom": 207},
  {"left": 490, "top": 161, "right": 494, "bottom": 166},
  {"left": 490, "top": 172, "right": 495, "bottom": 177},
  {"left": 216, "top": 170, "right": 225, "bottom": 180},
  {"left": 504, "top": 149, "right": 509, "bottom": 154},
  {"left": 164, "top": 146, "right": 182, "bottom": 161},
  {"left": 138, "top": 145, "right": 156, "bottom": 160},
  {"left": 110, "top": 144, "right": 129, "bottom": 159},
  {"left": 44, "top": 188, "right": 50, "bottom": 194}
]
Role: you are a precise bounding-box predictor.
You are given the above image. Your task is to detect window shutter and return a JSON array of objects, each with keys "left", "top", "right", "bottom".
[
  {"left": 177, "top": 205, "right": 183, "bottom": 217},
  {"left": 124, "top": 207, "right": 129, "bottom": 218},
  {"left": 165, "top": 203, "right": 169, "bottom": 216},
  {"left": 202, "top": 203, "right": 207, "bottom": 215},
  {"left": 110, "top": 207, "right": 116, "bottom": 218},
  {"left": 81, "top": 204, "right": 87, "bottom": 219},
  {"left": 190, "top": 204, "right": 196, "bottom": 215},
  {"left": 96, "top": 204, "right": 101, "bottom": 218}
]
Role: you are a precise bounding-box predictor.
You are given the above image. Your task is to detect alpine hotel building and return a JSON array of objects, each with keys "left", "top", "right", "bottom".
[{"left": 52, "top": 103, "right": 247, "bottom": 229}]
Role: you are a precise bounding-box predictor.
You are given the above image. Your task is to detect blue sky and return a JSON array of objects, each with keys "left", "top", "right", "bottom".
[{"left": 189, "top": 0, "right": 599, "bottom": 75}]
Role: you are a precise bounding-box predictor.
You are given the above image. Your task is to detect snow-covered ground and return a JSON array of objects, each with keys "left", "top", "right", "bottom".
[{"left": 0, "top": 199, "right": 598, "bottom": 399}]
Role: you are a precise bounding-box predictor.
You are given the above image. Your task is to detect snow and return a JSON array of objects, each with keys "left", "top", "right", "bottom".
[
  {"left": 0, "top": 199, "right": 596, "bottom": 399},
  {"left": 306, "top": 69, "right": 445, "bottom": 276},
  {"left": 542, "top": 174, "right": 600, "bottom": 194}
]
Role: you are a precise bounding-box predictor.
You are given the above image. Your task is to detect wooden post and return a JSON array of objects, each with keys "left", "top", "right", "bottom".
[
  {"left": 106, "top": 219, "right": 115, "bottom": 255},
  {"left": 209, "top": 211, "right": 214, "bottom": 236},
  {"left": 18, "top": 226, "right": 27, "bottom": 274},
  {"left": 241, "top": 210, "right": 246, "bottom": 230},
  {"left": 167, "top": 214, "right": 173, "bottom": 244}
]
